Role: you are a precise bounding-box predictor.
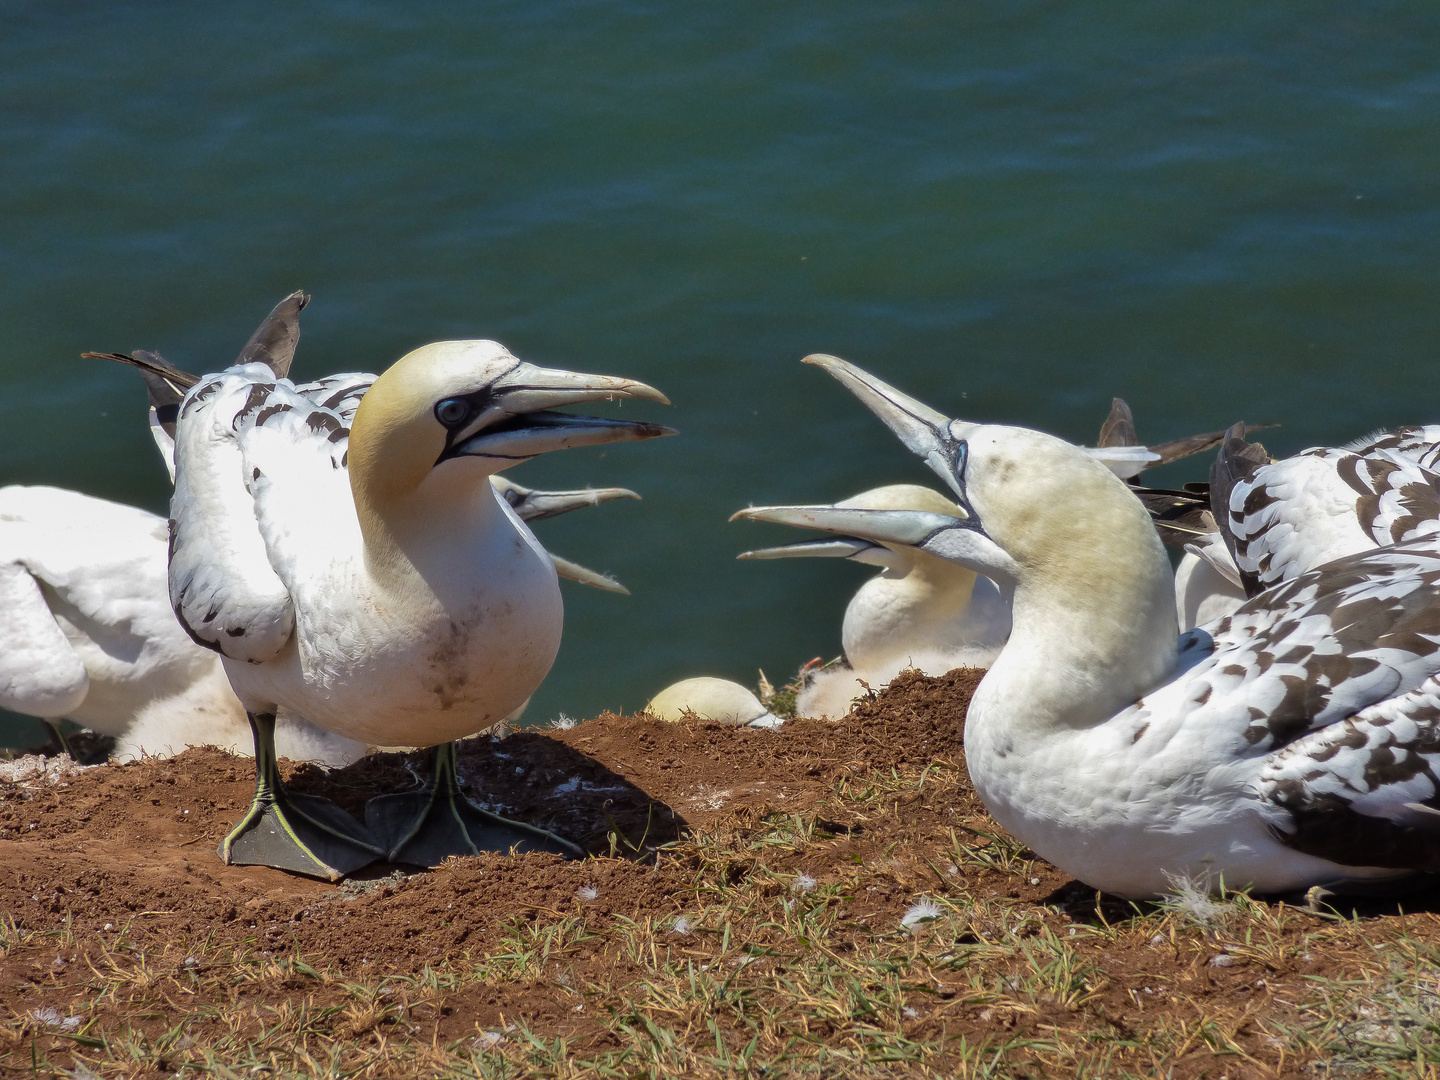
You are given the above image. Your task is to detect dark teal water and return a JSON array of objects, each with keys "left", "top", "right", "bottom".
[{"left": 3, "top": 2, "right": 1440, "bottom": 742}]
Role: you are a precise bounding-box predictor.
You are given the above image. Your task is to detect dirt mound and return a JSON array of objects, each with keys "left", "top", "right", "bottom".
[{"left": 0, "top": 668, "right": 986, "bottom": 967}]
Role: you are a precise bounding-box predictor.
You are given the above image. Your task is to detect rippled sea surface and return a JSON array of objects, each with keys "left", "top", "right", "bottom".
[{"left": 2, "top": 2, "right": 1439, "bottom": 741}]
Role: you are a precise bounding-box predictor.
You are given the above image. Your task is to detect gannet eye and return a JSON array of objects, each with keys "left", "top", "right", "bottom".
[{"left": 435, "top": 398, "right": 470, "bottom": 427}]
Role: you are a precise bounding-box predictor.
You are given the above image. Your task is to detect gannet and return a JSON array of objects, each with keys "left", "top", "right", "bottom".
[
  {"left": 103, "top": 335, "right": 672, "bottom": 879},
  {"left": 732, "top": 406, "right": 1232, "bottom": 719},
  {"left": 645, "top": 677, "right": 783, "bottom": 728},
  {"left": 737, "top": 484, "right": 1010, "bottom": 718},
  {"left": 83, "top": 297, "right": 631, "bottom": 761},
  {"left": 738, "top": 355, "right": 1440, "bottom": 898}
]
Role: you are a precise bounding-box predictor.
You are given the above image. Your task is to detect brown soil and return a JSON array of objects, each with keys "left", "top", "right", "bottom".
[{"left": 1, "top": 667, "right": 1436, "bottom": 1077}]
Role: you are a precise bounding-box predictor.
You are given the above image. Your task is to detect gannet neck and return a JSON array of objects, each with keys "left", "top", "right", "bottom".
[{"left": 964, "top": 427, "right": 1179, "bottom": 731}]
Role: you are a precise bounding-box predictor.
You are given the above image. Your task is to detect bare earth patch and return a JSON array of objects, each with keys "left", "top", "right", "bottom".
[{"left": 1, "top": 668, "right": 1438, "bottom": 1077}]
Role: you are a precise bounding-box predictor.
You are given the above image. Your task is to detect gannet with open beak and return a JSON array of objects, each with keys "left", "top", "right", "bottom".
[
  {"left": 739, "top": 355, "right": 1440, "bottom": 898},
  {"left": 732, "top": 404, "right": 1234, "bottom": 718},
  {"left": 112, "top": 335, "right": 672, "bottom": 879},
  {"left": 737, "top": 484, "right": 1010, "bottom": 717}
]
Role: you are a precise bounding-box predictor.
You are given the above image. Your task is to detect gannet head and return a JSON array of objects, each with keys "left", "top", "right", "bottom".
[{"left": 349, "top": 339, "right": 674, "bottom": 511}]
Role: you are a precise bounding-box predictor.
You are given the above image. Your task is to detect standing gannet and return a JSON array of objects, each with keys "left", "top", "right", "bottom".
[
  {"left": 737, "top": 484, "right": 1010, "bottom": 717},
  {"left": 106, "top": 337, "right": 672, "bottom": 879},
  {"left": 737, "top": 355, "right": 1440, "bottom": 898}
]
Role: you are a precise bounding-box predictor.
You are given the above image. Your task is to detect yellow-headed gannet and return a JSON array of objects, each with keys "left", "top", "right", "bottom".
[
  {"left": 737, "top": 484, "right": 1010, "bottom": 718},
  {"left": 103, "top": 333, "right": 672, "bottom": 879},
  {"left": 646, "top": 677, "right": 783, "bottom": 728},
  {"left": 738, "top": 355, "right": 1440, "bottom": 898}
]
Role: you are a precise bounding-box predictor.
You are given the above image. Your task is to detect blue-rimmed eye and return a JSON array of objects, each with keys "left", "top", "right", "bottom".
[{"left": 435, "top": 398, "right": 470, "bottom": 426}]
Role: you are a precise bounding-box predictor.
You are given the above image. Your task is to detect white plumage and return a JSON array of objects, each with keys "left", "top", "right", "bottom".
[{"left": 0, "top": 485, "right": 363, "bottom": 764}]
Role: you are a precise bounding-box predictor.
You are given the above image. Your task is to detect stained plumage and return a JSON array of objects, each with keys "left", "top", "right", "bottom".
[{"left": 739, "top": 354, "right": 1440, "bottom": 898}]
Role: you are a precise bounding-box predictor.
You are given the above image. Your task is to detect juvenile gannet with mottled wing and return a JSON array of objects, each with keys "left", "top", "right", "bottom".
[
  {"left": 737, "top": 355, "right": 1440, "bottom": 899},
  {"left": 1142, "top": 423, "right": 1440, "bottom": 631},
  {"left": 737, "top": 484, "right": 1010, "bottom": 717},
  {"left": 135, "top": 337, "right": 672, "bottom": 879}
]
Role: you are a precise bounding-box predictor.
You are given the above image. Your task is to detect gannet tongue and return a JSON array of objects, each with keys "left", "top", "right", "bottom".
[{"left": 802, "top": 354, "right": 976, "bottom": 502}]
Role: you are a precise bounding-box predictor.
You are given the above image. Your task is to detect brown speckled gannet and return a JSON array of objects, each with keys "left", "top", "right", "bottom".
[
  {"left": 1147, "top": 424, "right": 1440, "bottom": 632},
  {"left": 106, "top": 333, "right": 672, "bottom": 879},
  {"left": 740, "top": 355, "right": 1440, "bottom": 899}
]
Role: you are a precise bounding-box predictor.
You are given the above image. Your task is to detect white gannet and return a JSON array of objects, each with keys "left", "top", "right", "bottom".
[
  {"left": 645, "top": 677, "right": 783, "bottom": 728},
  {"left": 737, "top": 355, "right": 1440, "bottom": 899},
  {"left": 737, "top": 484, "right": 1011, "bottom": 718},
  {"left": 103, "top": 335, "right": 672, "bottom": 879},
  {"left": 100, "top": 296, "right": 641, "bottom": 758}
]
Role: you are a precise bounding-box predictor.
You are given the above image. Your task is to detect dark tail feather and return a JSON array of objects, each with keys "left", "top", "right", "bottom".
[
  {"left": 234, "top": 291, "right": 308, "bottom": 378},
  {"left": 1149, "top": 421, "right": 1277, "bottom": 467},
  {"left": 1210, "top": 422, "right": 1272, "bottom": 597},
  {"left": 83, "top": 349, "right": 199, "bottom": 440}
]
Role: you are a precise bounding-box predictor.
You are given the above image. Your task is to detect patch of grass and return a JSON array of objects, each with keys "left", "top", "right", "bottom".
[{"left": 6, "top": 763, "right": 1440, "bottom": 1077}]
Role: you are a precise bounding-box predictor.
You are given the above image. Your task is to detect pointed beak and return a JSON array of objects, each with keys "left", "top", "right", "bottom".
[
  {"left": 802, "top": 354, "right": 972, "bottom": 501},
  {"left": 495, "top": 478, "right": 641, "bottom": 523},
  {"left": 489, "top": 362, "right": 670, "bottom": 413},
  {"left": 548, "top": 553, "right": 631, "bottom": 595},
  {"left": 731, "top": 503, "right": 1021, "bottom": 586},
  {"left": 453, "top": 362, "right": 675, "bottom": 462}
]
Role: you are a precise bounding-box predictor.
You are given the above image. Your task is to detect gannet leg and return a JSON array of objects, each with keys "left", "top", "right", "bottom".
[
  {"left": 220, "top": 712, "right": 384, "bottom": 881},
  {"left": 364, "top": 741, "right": 583, "bottom": 867},
  {"left": 42, "top": 720, "right": 74, "bottom": 759}
]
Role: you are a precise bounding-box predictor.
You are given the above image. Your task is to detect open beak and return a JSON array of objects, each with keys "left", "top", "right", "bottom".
[
  {"left": 802, "top": 354, "right": 974, "bottom": 503},
  {"left": 492, "top": 476, "right": 641, "bottom": 523},
  {"left": 732, "top": 505, "right": 963, "bottom": 547},
  {"left": 732, "top": 503, "right": 1021, "bottom": 586},
  {"left": 453, "top": 363, "right": 675, "bottom": 462}
]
